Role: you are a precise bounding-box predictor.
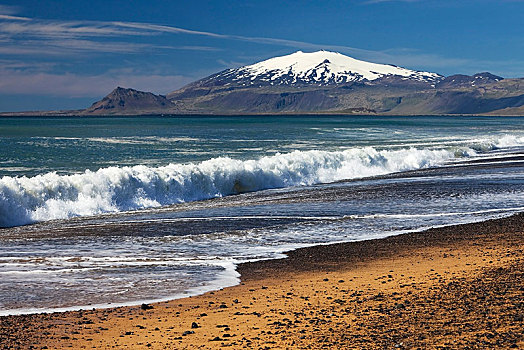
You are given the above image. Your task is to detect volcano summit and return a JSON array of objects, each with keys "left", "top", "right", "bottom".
[{"left": 185, "top": 50, "right": 443, "bottom": 88}]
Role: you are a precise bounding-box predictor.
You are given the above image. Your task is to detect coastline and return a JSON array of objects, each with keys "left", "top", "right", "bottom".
[
  {"left": 1, "top": 213, "right": 522, "bottom": 349},
  {"left": 1, "top": 112, "right": 523, "bottom": 117}
]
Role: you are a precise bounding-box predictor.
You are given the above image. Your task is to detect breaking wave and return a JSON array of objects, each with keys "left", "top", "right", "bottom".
[{"left": 0, "top": 142, "right": 515, "bottom": 227}]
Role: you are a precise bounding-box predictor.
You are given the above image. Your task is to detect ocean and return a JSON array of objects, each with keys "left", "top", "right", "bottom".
[{"left": 0, "top": 115, "right": 523, "bottom": 315}]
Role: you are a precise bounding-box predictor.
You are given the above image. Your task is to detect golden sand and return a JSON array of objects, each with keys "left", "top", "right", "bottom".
[{"left": 1, "top": 214, "right": 523, "bottom": 349}]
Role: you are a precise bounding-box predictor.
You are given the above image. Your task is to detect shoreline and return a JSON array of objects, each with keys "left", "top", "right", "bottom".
[
  {"left": 0, "top": 210, "right": 518, "bottom": 317},
  {"left": 1, "top": 113, "right": 523, "bottom": 118},
  {"left": 1, "top": 212, "right": 523, "bottom": 348},
  {"left": 0, "top": 261, "right": 242, "bottom": 318}
]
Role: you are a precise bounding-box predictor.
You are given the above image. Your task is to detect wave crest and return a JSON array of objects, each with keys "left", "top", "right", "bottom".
[{"left": 0, "top": 146, "right": 464, "bottom": 227}]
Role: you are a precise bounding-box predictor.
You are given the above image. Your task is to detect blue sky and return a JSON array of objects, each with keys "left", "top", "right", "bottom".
[{"left": 1, "top": 0, "right": 523, "bottom": 111}]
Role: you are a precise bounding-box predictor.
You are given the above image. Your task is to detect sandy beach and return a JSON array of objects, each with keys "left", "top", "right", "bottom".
[{"left": 1, "top": 213, "right": 523, "bottom": 349}]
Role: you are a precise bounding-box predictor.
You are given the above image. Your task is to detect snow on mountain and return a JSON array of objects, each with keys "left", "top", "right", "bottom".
[{"left": 205, "top": 51, "right": 442, "bottom": 87}]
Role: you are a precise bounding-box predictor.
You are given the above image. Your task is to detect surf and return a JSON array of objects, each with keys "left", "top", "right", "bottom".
[{"left": 0, "top": 145, "right": 472, "bottom": 227}]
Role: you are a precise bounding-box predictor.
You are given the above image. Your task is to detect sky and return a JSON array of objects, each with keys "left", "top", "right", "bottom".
[{"left": 0, "top": 0, "right": 523, "bottom": 111}]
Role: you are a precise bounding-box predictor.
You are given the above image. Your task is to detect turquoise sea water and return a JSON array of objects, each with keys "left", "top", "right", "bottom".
[
  {"left": 0, "top": 115, "right": 523, "bottom": 314},
  {"left": 1, "top": 115, "right": 522, "bottom": 178}
]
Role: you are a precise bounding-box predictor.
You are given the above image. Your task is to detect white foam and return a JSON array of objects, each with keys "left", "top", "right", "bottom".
[
  {"left": 3, "top": 132, "right": 524, "bottom": 229},
  {"left": 0, "top": 260, "right": 240, "bottom": 317},
  {"left": 493, "top": 134, "right": 524, "bottom": 148},
  {"left": 0, "top": 147, "right": 458, "bottom": 227}
]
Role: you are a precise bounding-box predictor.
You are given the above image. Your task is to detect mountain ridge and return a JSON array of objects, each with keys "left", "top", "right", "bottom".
[{"left": 2, "top": 50, "right": 523, "bottom": 116}]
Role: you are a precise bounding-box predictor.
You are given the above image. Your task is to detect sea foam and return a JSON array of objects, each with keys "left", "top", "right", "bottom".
[{"left": 0, "top": 147, "right": 456, "bottom": 227}]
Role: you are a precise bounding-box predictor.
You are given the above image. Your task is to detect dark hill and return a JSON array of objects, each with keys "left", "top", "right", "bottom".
[{"left": 83, "top": 87, "right": 175, "bottom": 115}]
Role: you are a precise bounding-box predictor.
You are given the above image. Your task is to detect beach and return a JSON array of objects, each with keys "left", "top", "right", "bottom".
[
  {"left": 1, "top": 116, "right": 523, "bottom": 349},
  {"left": 1, "top": 213, "right": 522, "bottom": 349},
  {"left": 1, "top": 1, "right": 524, "bottom": 348}
]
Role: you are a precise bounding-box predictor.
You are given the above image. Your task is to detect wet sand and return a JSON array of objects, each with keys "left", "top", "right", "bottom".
[{"left": 1, "top": 213, "right": 523, "bottom": 349}]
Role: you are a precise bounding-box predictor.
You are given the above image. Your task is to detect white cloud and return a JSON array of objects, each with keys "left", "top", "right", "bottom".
[
  {"left": 0, "top": 14, "right": 379, "bottom": 57},
  {"left": 0, "top": 14, "right": 31, "bottom": 21},
  {"left": 0, "top": 20, "right": 147, "bottom": 39},
  {"left": 74, "top": 20, "right": 506, "bottom": 75},
  {"left": 112, "top": 21, "right": 226, "bottom": 39},
  {"left": 0, "top": 16, "right": 228, "bottom": 55},
  {"left": 0, "top": 8, "right": 520, "bottom": 97}
]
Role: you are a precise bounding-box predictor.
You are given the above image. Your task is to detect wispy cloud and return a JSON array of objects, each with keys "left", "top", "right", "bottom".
[
  {"left": 0, "top": 13, "right": 397, "bottom": 59},
  {"left": 107, "top": 20, "right": 524, "bottom": 76},
  {"left": 0, "top": 59, "right": 57, "bottom": 71},
  {"left": 113, "top": 21, "right": 225, "bottom": 39},
  {"left": 165, "top": 45, "right": 222, "bottom": 52},
  {"left": 0, "top": 16, "right": 366, "bottom": 56},
  {"left": 0, "top": 14, "right": 31, "bottom": 21},
  {"left": 0, "top": 20, "right": 148, "bottom": 39},
  {"left": 0, "top": 15, "right": 227, "bottom": 55},
  {"left": 0, "top": 11, "right": 476, "bottom": 70},
  {"left": 110, "top": 21, "right": 375, "bottom": 57},
  {"left": 1, "top": 7, "right": 520, "bottom": 101}
]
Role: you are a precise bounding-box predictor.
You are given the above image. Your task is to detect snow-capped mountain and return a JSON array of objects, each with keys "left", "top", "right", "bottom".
[
  {"left": 194, "top": 50, "right": 443, "bottom": 87},
  {"left": 74, "top": 50, "right": 521, "bottom": 116}
]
